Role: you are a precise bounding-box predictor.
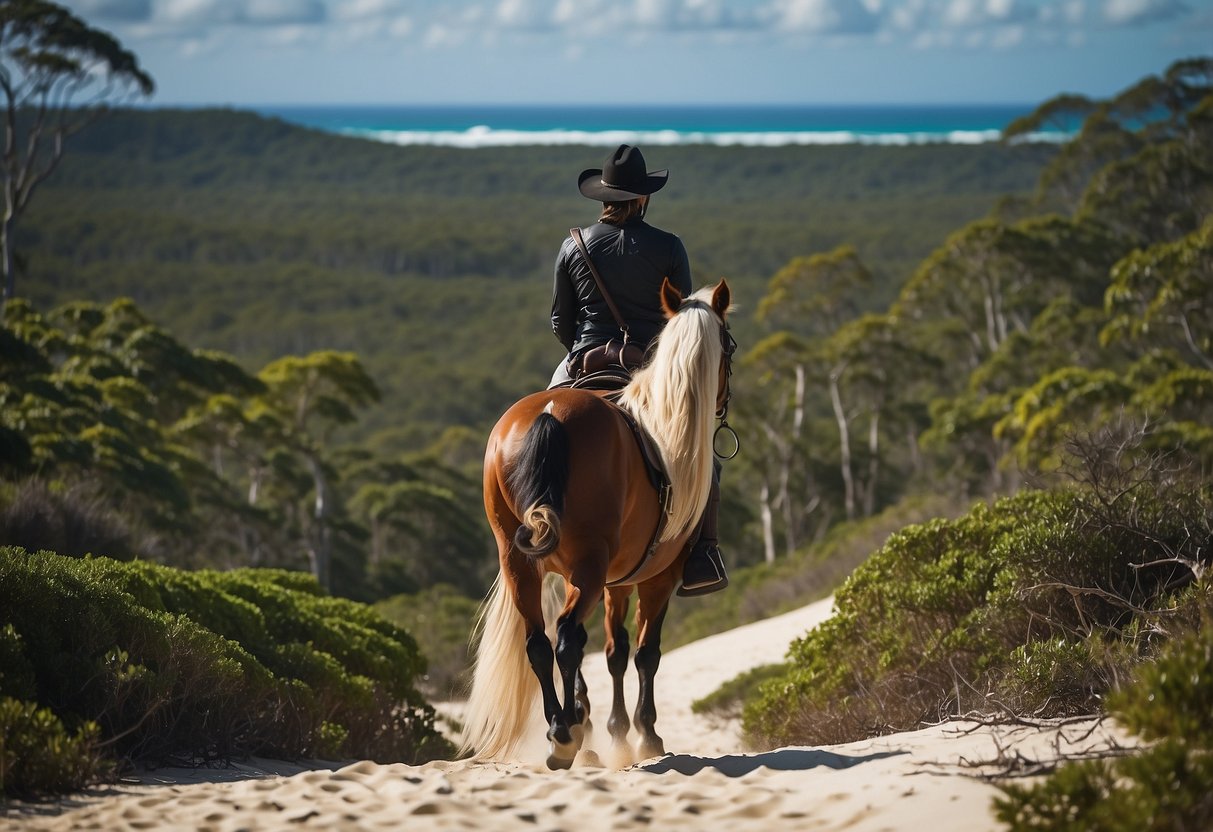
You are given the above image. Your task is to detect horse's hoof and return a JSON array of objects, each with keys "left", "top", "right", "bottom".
[{"left": 546, "top": 751, "right": 575, "bottom": 771}]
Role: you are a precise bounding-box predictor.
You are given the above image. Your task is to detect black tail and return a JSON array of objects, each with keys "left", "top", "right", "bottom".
[{"left": 507, "top": 412, "right": 569, "bottom": 558}]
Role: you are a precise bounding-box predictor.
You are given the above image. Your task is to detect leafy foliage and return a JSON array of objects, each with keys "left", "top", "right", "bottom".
[
  {"left": 0, "top": 547, "right": 453, "bottom": 795},
  {"left": 375, "top": 584, "right": 482, "bottom": 699},
  {"left": 0, "top": 696, "right": 108, "bottom": 797},
  {"left": 995, "top": 612, "right": 1213, "bottom": 831},
  {"left": 0, "top": 0, "right": 154, "bottom": 299},
  {"left": 0, "top": 294, "right": 490, "bottom": 598},
  {"left": 742, "top": 455, "right": 1212, "bottom": 748}
]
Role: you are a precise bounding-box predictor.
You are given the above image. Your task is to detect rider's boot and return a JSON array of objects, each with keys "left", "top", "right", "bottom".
[{"left": 677, "top": 468, "right": 728, "bottom": 597}]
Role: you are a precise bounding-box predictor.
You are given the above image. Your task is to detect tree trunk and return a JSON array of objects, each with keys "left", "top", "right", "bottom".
[
  {"left": 829, "top": 368, "right": 856, "bottom": 521},
  {"left": 760, "top": 481, "right": 776, "bottom": 565},
  {"left": 863, "top": 411, "right": 880, "bottom": 517},
  {"left": 792, "top": 364, "right": 805, "bottom": 438},
  {"left": 907, "top": 425, "right": 923, "bottom": 476},
  {"left": 370, "top": 516, "right": 383, "bottom": 568},
  {"left": 2, "top": 217, "right": 14, "bottom": 301},
  {"left": 307, "top": 454, "right": 332, "bottom": 591}
]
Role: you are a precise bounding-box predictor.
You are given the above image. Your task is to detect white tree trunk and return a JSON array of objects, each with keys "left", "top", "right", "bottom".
[
  {"left": 760, "top": 481, "right": 776, "bottom": 565},
  {"left": 829, "top": 368, "right": 856, "bottom": 521}
]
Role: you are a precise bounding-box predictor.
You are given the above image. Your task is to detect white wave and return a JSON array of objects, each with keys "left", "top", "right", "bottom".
[{"left": 336, "top": 125, "right": 1063, "bottom": 148}]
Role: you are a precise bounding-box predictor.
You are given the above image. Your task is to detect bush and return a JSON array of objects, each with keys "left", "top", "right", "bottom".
[
  {"left": 995, "top": 613, "right": 1213, "bottom": 831},
  {"left": 661, "top": 494, "right": 964, "bottom": 651},
  {"left": 0, "top": 697, "right": 109, "bottom": 797},
  {"left": 740, "top": 470, "right": 1212, "bottom": 748},
  {"left": 692, "top": 663, "right": 787, "bottom": 721},
  {"left": 375, "top": 584, "right": 481, "bottom": 699},
  {"left": 0, "top": 480, "right": 133, "bottom": 560},
  {"left": 0, "top": 547, "right": 453, "bottom": 795}
]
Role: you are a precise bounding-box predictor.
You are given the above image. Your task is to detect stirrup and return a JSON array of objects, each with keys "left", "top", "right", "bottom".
[{"left": 677, "top": 546, "right": 729, "bottom": 597}]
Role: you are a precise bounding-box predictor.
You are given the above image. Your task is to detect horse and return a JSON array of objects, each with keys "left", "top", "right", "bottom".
[{"left": 459, "top": 277, "right": 734, "bottom": 770}]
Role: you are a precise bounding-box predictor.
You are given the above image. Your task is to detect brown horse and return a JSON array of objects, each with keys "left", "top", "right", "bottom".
[{"left": 459, "top": 277, "right": 733, "bottom": 769}]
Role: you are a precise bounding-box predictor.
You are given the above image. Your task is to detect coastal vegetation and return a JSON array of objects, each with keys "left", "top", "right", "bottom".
[
  {"left": 0, "top": 547, "right": 451, "bottom": 796},
  {"left": 1, "top": 18, "right": 1209, "bottom": 816},
  {"left": 718, "top": 55, "right": 1213, "bottom": 823}
]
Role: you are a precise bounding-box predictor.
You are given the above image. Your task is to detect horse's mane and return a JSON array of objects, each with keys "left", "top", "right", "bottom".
[{"left": 616, "top": 287, "right": 726, "bottom": 543}]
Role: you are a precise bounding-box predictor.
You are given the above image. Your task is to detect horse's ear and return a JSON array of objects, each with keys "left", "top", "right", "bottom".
[
  {"left": 711, "top": 278, "right": 731, "bottom": 320},
  {"left": 660, "top": 277, "right": 683, "bottom": 319}
]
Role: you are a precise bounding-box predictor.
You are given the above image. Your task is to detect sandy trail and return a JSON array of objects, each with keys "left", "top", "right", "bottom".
[{"left": 0, "top": 596, "right": 1123, "bottom": 831}]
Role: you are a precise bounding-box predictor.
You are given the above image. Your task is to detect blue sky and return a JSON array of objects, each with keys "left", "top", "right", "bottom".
[{"left": 67, "top": 0, "right": 1213, "bottom": 105}]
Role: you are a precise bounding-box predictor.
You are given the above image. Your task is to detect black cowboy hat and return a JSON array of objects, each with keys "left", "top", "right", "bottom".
[{"left": 578, "top": 144, "right": 669, "bottom": 202}]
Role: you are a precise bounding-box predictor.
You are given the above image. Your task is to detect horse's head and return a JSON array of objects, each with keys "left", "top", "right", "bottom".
[{"left": 660, "top": 277, "right": 736, "bottom": 418}]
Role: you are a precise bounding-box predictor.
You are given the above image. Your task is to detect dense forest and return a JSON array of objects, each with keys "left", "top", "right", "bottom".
[
  {"left": 2, "top": 37, "right": 1211, "bottom": 820},
  {"left": 4, "top": 104, "right": 1055, "bottom": 603}
]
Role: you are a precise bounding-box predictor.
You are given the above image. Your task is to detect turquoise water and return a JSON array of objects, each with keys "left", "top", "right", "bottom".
[{"left": 255, "top": 104, "right": 1053, "bottom": 147}]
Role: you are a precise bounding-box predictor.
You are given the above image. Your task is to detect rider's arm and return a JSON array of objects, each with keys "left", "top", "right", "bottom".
[
  {"left": 551, "top": 241, "right": 577, "bottom": 352},
  {"left": 670, "top": 235, "right": 693, "bottom": 297}
]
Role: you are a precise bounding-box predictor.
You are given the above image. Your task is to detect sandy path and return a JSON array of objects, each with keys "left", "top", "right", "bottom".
[{"left": 0, "top": 596, "right": 1124, "bottom": 831}]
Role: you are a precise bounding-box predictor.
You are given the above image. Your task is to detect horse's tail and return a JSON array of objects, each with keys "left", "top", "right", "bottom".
[
  {"left": 458, "top": 572, "right": 537, "bottom": 760},
  {"left": 507, "top": 411, "right": 569, "bottom": 559}
]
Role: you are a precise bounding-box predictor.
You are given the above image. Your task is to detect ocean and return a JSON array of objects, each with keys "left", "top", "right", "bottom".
[{"left": 254, "top": 104, "right": 1057, "bottom": 148}]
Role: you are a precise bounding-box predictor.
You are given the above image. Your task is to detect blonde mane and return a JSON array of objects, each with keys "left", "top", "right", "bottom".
[{"left": 616, "top": 287, "right": 727, "bottom": 543}]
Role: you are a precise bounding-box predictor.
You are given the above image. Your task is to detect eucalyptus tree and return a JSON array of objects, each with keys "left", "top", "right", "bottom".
[
  {"left": 1103, "top": 217, "right": 1213, "bottom": 371},
  {"left": 896, "top": 215, "right": 1123, "bottom": 377},
  {"left": 744, "top": 245, "right": 872, "bottom": 558},
  {"left": 0, "top": 0, "right": 153, "bottom": 301},
  {"left": 257, "top": 351, "right": 380, "bottom": 591},
  {"left": 820, "top": 313, "right": 934, "bottom": 520},
  {"left": 1004, "top": 57, "right": 1213, "bottom": 217}
]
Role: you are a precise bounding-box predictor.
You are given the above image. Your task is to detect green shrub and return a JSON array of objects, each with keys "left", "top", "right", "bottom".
[
  {"left": 741, "top": 476, "right": 1211, "bottom": 748},
  {"left": 375, "top": 584, "right": 481, "bottom": 698},
  {"left": 0, "top": 625, "right": 36, "bottom": 700},
  {"left": 692, "top": 663, "right": 787, "bottom": 721},
  {"left": 0, "top": 697, "right": 109, "bottom": 797},
  {"left": 995, "top": 615, "right": 1213, "bottom": 831},
  {"left": 0, "top": 547, "right": 453, "bottom": 795}
]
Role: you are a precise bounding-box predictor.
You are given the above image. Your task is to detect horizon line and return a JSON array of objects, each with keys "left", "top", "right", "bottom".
[{"left": 137, "top": 100, "right": 1041, "bottom": 110}]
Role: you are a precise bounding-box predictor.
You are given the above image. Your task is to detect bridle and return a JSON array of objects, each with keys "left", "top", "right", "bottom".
[{"left": 714, "top": 320, "right": 739, "bottom": 460}]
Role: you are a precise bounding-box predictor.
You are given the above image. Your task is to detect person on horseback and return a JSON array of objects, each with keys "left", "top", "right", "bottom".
[{"left": 547, "top": 144, "right": 728, "bottom": 596}]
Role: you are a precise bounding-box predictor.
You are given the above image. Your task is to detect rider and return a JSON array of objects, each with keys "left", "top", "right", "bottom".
[{"left": 548, "top": 144, "right": 728, "bottom": 596}]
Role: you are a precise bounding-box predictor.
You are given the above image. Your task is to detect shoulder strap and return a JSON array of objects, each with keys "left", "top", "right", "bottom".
[{"left": 571, "top": 227, "right": 630, "bottom": 341}]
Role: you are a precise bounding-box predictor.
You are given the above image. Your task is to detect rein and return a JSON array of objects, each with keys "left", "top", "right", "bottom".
[{"left": 714, "top": 321, "right": 740, "bottom": 460}]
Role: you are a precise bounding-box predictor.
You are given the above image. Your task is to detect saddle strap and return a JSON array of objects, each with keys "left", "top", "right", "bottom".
[
  {"left": 604, "top": 400, "right": 673, "bottom": 588},
  {"left": 570, "top": 227, "right": 631, "bottom": 342}
]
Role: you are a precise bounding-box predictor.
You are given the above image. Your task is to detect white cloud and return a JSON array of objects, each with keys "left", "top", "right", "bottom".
[
  {"left": 70, "top": 0, "right": 153, "bottom": 21},
  {"left": 97, "top": 0, "right": 1199, "bottom": 57},
  {"left": 424, "top": 22, "right": 467, "bottom": 47},
  {"left": 990, "top": 22, "right": 1024, "bottom": 47},
  {"left": 263, "top": 23, "right": 322, "bottom": 44},
  {"left": 772, "top": 0, "right": 881, "bottom": 34},
  {"left": 331, "top": 0, "right": 410, "bottom": 21},
  {"left": 388, "top": 16, "right": 414, "bottom": 37},
  {"left": 156, "top": 0, "right": 325, "bottom": 26},
  {"left": 888, "top": 0, "right": 927, "bottom": 30},
  {"left": 496, "top": 0, "right": 556, "bottom": 30},
  {"left": 1101, "top": 0, "right": 1190, "bottom": 26},
  {"left": 941, "top": 0, "right": 1035, "bottom": 28}
]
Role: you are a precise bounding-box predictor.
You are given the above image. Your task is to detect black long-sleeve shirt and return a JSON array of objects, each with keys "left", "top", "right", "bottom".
[{"left": 551, "top": 218, "right": 693, "bottom": 357}]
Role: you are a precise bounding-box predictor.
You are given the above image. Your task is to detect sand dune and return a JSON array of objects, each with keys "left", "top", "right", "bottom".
[{"left": 0, "top": 596, "right": 1124, "bottom": 831}]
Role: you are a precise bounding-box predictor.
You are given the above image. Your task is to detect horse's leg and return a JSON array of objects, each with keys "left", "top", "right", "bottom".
[
  {"left": 603, "top": 585, "right": 633, "bottom": 754},
  {"left": 545, "top": 560, "right": 607, "bottom": 770},
  {"left": 632, "top": 576, "right": 678, "bottom": 760}
]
